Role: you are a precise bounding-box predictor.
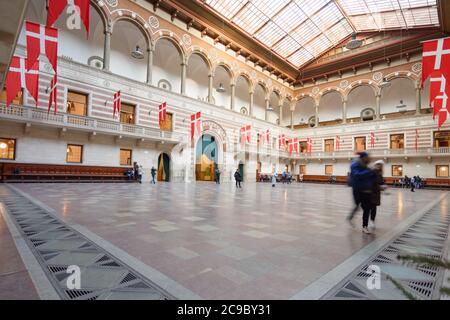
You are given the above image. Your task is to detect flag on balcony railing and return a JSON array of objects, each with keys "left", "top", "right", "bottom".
[
  {"left": 422, "top": 37, "right": 450, "bottom": 128},
  {"left": 261, "top": 129, "right": 270, "bottom": 146},
  {"left": 48, "top": 74, "right": 57, "bottom": 114},
  {"left": 113, "top": 90, "right": 121, "bottom": 118},
  {"left": 370, "top": 132, "right": 375, "bottom": 148},
  {"left": 190, "top": 112, "right": 201, "bottom": 140},
  {"left": 288, "top": 138, "right": 299, "bottom": 154},
  {"left": 335, "top": 135, "right": 341, "bottom": 151},
  {"left": 5, "top": 56, "right": 39, "bottom": 108},
  {"left": 25, "top": 22, "right": 58, "bottom": 73},
  {"left": 307, "top": 137, "right": 312, "bottom": 155},
  {"left": 240, "top": 125, "right": 251, "bottom": 147},
  {"left": 415, "top": 129, "right": 419, "bottom": 152},
  {"left": 159, "top": 102, "right": 167, "bottom": 126},
  {"left": 278, "top": 134, "right": 285, "bottom": 150},
  {"left": 47, "top": 0, "right": 90, "bottom": 37}
]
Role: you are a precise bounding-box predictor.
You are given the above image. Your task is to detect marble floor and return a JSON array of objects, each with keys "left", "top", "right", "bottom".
[{"left": 6, "top": 182, "right": 447, "bottom": 299}]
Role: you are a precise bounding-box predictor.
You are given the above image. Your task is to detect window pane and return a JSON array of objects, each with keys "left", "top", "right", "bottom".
[
  {"left": 120, "top": 149, "right": 132, "bottom": 166},
  {"left": 0, "top": 138, "right": 16, "bottom": 160},
  {"left": 160, "top": 112, "right": 173, "bottom": 132},
  {"left": 390, "top": 134, "right": 404, "bottom": 149},
  {"left": 66, "top": 144, "right": 83, "bottom": 163},
  {"left": 299, "top": 165, "right": 306, "bottom": 174},
  {"left": 436, "top": 165, "right": 449, "bottom": 178},
  {"left": 324, "top": 139, "right": 334, "bottom": 152},
  {"left": 120, "top": 103, "right": 135, "bottom": 124},
  {"left": 67, "top": 91, "right": 88, "bottom": 116},
  {"left": 355, "top": 137, "right": 366, "bottom": 152},
  {"left": 0, "top": 89, "right": 23, "bottom": 105},
  {"left": 325, "top": 165, "right": 333, "bottom": 175},
  {"left": 392, "top": 165, "right": 403, "bottom": 176},
  {"left": 434, "top": 131, "right": 450, "bottom": 148}
]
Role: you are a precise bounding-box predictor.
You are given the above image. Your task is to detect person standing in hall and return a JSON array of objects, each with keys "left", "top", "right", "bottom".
[
  {"left": 369, "top": 160, "right": 387, "bottom": 230},
  {"left": 347, "top": 152, "right": 376, "bottom": 234},
  {"left": 150, "top": 166, "right": 157, "bottom": 184},
  {"left": 215, "top": 167, "right": 221, "bottom": 184},
  {"left": 234, "top": 168, "right": 242, "bottom": 188},
  {"left": 137, "top": 165, "right": 143, "bottom": 183},
  {"left": 272, "top": 171, "right": 277, "bottom": 187},
  {"left": 410, "top": 176, "right": 416, "bottom": 192},
  {"left": 133, "top": 162, "right": 139, "bottom": 182}
]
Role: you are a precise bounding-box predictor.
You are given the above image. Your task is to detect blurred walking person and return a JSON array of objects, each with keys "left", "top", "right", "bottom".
[
  {"left": 150, "top": 166, "right": 157, "bottom": 184},
  {"left": 272, "top": 172, "right": 277, "bottom": 187},
  {"left": 369, "top": 160, "right": 386, "bottom": 230},
  {"left": 234, "top": 169, "right": 242, "bottom": 188}
]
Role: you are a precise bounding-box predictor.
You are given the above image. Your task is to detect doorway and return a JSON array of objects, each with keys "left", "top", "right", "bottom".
[
  {"left": 157, "top": 153, "right": 170, "bottom": 182},
  {"left": 196, "top": 134, "right": 218, "bottom": 181}
]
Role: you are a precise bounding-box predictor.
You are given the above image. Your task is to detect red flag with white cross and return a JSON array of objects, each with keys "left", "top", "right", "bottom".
[
  {"left": 370, "top": 132, "right": 375, "bottom": 148},
  {"left": 278, "top": 134, "right": 285, "bottom": 150},
  {"left": 288, "top": 138, "right": 298, "bottom": 154},
  {"left": 422, "top": 37, "right": 450, "bottom": 87},
  {"left": 5, "top": 56, "right": 39, "bottom": 107},
  {"left": 191, "top": 112, "right": 201, "bottom": 140},
  {"left": 335, "top": 135, "right": 341, "bottom": 151},
  {"left": 25, "top": 22, "right": 58, "bottom": 73},
  {"left": 113, "top": 90, "right": 121, "bottom": 118},
  {"left": 159, "top": 102, "right": 167, "bottom": 125}
]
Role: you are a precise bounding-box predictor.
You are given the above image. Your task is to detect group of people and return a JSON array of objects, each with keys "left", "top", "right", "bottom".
[
  {"left": 125, "top": 162, "right": 157, "bottom": 184},
  {"left": 347, "top": 152, "right": 387, "bottom": 234},
  {"left": 397, "top": 175, "right": 425, "bottom": 191}
]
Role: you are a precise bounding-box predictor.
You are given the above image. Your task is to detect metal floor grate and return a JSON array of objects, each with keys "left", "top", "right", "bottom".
[
  {"left": 0, "top": 186, "right": 174, "bottom": 300},
  {"left": 323, "top": 195, "right": 450, "bottom": 300}
]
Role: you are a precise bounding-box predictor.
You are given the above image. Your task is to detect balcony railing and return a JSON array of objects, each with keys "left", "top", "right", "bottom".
[{"left": 0, "top": 103, "right": 185, "bottom": 143}]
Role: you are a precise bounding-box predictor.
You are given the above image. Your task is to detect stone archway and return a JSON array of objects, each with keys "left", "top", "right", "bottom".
[
  {"left": 195, "top": 134, "right": 218, "bottom": 181},
  {"left": 157, "top": 153, "right": 170, "bottom": 182}
]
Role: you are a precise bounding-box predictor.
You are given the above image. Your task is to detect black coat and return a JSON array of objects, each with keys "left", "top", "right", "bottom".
[
  {"left": 371, "top": 170, "right": 385, "bottom": 206},
  {"left": 234, "top": 171, "right": 242, "bottom": 181}
]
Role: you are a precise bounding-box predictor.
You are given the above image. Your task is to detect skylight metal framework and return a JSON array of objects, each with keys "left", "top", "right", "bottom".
[{"left": 200, "top": 0, "right": 439, "bottom": 68}]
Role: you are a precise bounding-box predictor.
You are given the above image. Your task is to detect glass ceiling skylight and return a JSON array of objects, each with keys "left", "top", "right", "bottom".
[{"left": 200, "top": 0, "right": 439, "bottom": 68}]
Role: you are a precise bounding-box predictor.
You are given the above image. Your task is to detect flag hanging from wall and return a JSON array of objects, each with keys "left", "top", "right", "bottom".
[
  {"left": 48, "top": 74, "right": 58, "bottom": 114},
  {"left": 335, "top": 135, "right": 341, "bottom": 151},
  {"left": 370, "top": 132, "right": 375, "bottom": 148},
  {"left": 113, "top": 90, "right": 121, "bottom": 118},
  {"left": 191, "top": 112, "right": 201, "bottom": 140},
  {"left": 422, "top": 37, "right": 450, "bottom": 128},
  {"left": 415, "top": 129, "right": 419, "bottom": 152},
  {"left": 5, "top": 56, "right": 39, "bottom": 107},
  {"left": 240, "top": 125, "right": 251, "bottom": 147},
  {"left": 306, "top": 137, "right": 312, "bottom": 155},
  {"left": 288, "top": 138, "right": 299, "bottom": 154},
  {"left": 278, "top": 134, "right": 285, "bottom": 150},
  {"left": 47, "top": 0, "right": 90, "bottom": 37},
  {"left": 261, "top": 129, "right": 270, "bottom": 146},
  {"left": 159, "top": 102, "right": 167, "bottom": 125},
  {"left": 25, "top": 22, "right": 58, "bottom": 73}
]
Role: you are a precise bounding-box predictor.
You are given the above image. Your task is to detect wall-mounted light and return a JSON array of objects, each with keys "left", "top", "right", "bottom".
[{"left": 0, "top": 142, "right": 7, "bottom": 149}]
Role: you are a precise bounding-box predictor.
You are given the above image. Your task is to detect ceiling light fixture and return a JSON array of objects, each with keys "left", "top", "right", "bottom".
[
  {"left": 131, "top": 45, "right": 144, "bottom": 59},
  {"left": 216, "top": 83, "right": 226, "bottom": 93}
]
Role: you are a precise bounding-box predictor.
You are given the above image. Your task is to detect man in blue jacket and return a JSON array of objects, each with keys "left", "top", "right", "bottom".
[{"left": 347, "top": 152, "right": 376, "bottom": 234}]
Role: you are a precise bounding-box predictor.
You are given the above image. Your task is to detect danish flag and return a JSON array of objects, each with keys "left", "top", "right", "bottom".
[
  {"left": 370, "top": 132, "right": 375, "bottom": 148},
  {"left": 288, "top": 138, "right": 299, "bottom": 154},
  {"left": 191, "top": 112, "right": 201, "bottom": 140},
  {"left": 113, "top": 90, "right": 121, "bottom": 118},
  {"left": 422, "top": 37, "right": 450, "bottom": 87},
  {"left": 25, "top": 22, "right": 58, "bottom": 72},
  {"left": 306, "top": 138, "right": 312, "bottom": 155},
  {"left": 415, "top": 129, "right": 419, "bottom": 152},
  {"left": 48, "top": 74, "right": 58, "bottom": 114},
  {"left": 240, "top": 125, "right": 251, "bottom": 146},
  {"left": 159, "top": 102, "right": 167, "bottom": 124},
  {"left": 47, "top": 0, "right": 90, "bottom": 37},
  {"left": 278, "top": 134, "right": 285, "bottom": 149},
  {"left": 5, "top": 56, "right": 39, "bottom": 107},
  {"left": 261, "top": 129, "right": 270, "bottom": 145},
  {"left": 335, "top": 135, "right": 341, "bottom": 151}
]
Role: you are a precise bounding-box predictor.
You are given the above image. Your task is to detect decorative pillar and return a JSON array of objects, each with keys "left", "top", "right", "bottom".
[
  {"left": 249, "top": 91, "right": 254, "bottom": 116},
  {"left": 265, "top": 99, "right": 269, "bottom": 121},
  {"left": 180, "top": 61, "right": 187, "bottom": 95},
  {"left": 208, "top": 74, "right": 214, "bottom": 104},
  {"left": 230, "top": 83, "right": 236, "bottom": 110},
  {"left": 375, "top": 93, "right": 381, "bottom": 120},
  {"left": 342, "top": 98, "right": 347, "bottom": 124},
  {"left": 279, "top": 103, "right": 283, "bottom": 126},
  {"left": 103, "top": 27, "right": 112, "bottom": 72},
  {"left": 146, "top": 48, "right": 154, "bottom": 85},
  {"left": 290, "top": 110, "right": 294, "bottom": 129},
  {"left": 314, "top": 103, "right": 319, "bottom": 127},
  {"left": 415, "top": 84, "right": 421, "bottom": 115}
]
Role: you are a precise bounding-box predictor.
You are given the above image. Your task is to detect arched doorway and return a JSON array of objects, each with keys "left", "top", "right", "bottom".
[
  {"left": 238, "top": 161, "right": 244, "bottom": 182},
  {"left": 196, "top": 134, "right": 218, "bottom": 181},
  {"left": 157, "top": 153, "right": 170, "bottom": 182}
]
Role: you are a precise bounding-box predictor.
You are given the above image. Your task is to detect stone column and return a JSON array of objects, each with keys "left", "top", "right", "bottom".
[
  {"left": 146, "top": 48, "right": 154, "bottom": 85},
  {"left": 208, "top": 73, "right": 213, "bottom": 104},
  {"left": 103, "top": 27, "right": 112, "bottom": 72},
  {"left": 314, "top": 103, "right": 319, "bottom": 127},
  {"left": 230, "top": 83, "right": 236, "bottom": 111},
  {"left": 279, "top": 103, "right": 283, "bottom": 126},
  {"left": 291, "top": 111, "right": 294, "bottom": 129},
  {"left": 249, "top": 91, "right": 254, "bottom": 116},
  {"left": 375, "top": 93, "right": 381, "bottom": 120},
  {"left": 265, "top": 99, "right": 269, "bottom": 121},
  {"left": 342, "top": 98, "right": 347, "bottom": 124},
  {"left": 415, "top": 84, "right": 422, "bottom": 115},
  {"left": 180, "top": 62, "right": 187, "bottom": 95}
]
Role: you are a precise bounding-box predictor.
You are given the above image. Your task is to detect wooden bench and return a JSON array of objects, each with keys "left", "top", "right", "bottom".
[{"left": 0, "top": 163, "right": 134, "bottom": 183}]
